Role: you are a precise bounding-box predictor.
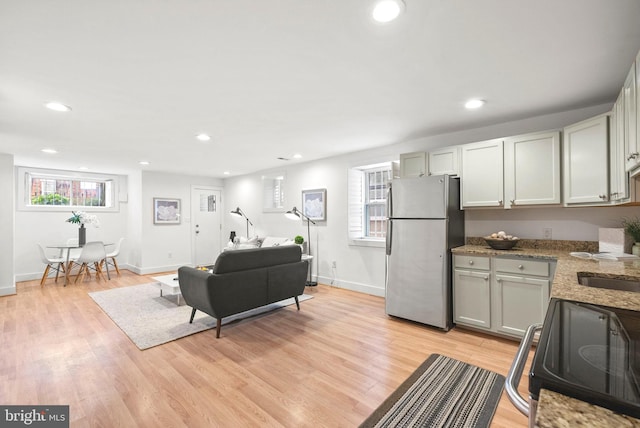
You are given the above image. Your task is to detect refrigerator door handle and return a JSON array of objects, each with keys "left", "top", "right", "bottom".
[
  {"left": 386, "top": 220, "right": 392, "bottom": 255},
  {"left": 387, "top": 185, "right": 393, "bottom": 218}
]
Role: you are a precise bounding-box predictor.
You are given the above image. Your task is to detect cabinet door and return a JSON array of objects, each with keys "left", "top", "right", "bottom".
[
  {"left": 428, "top": 146, "right": 459, "bottom": 176},
  {"left": 625, "top": 62, "right": 638, "bottom": 171},
  {"left": 461, "top": 139, "right": 504, "bottom": 208},
  {"left": 399, "top": 152, "right": 427, "bottom": 178},
  {"left": 453, "top": 269, "right": 491, "bottom": 329},
  {"left": 611, "top": 88, "right": 629, "bottom": 201},
  {"left": 494, "top": 274, "right": 549, "bottom": 337},
  {"left": 563, "top": 114, "right": 609, "bottom": 205},
  {"left": 504, "top": 131, "right": 561, "bottom": 207}
]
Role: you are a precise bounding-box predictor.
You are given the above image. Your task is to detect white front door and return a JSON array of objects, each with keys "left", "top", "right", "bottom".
[{"left": 191, "top": 186, "right": 222, "bottom": 265}]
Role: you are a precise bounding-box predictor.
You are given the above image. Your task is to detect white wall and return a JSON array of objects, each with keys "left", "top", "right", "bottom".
[
  {"left": 0, "top": 153, "right": 15, "bottom": 295},
  {"left": 223, "top": 102, "right": 629, "bottom": 296},
  {"left": 136, "top": 171, "right": 223, "bottom": 274},
  {"left": 14, "top": 185, "right": 130, "bottom": 282},
  {"left": 13, "top": 168, "right": 224, "bottom": 280},
  {"left": 466, "top": 205, "right": 640, "bottom": 241}
]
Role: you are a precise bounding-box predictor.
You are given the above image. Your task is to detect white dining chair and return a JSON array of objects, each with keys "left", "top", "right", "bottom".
[
  {"left": 101, "top": 237, "right": 124, "bottom": 276},
  {"left": 37, "top": 243, "right": 66, "bottom": 285},
  {"left": 75, "top": 241, "right": 107, "bottom": 283}
]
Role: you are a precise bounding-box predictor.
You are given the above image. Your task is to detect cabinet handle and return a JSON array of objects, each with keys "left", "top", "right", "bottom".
[
  {"left": 627, "top": 152, "right": 639, "bottom": 160},
  {"left": 498, "top": 200, "right": 503, "bottom": 206},
  {"left": 611, "top": 192, "right": 619, "bottom": 197},
  {"left": 484, "top": 276, "right": 489, "bottom": 281},
  {"left": 599, "top": 194, "right": 608, "bottom": 200},
  {"left": 469, "top": 260, "right": 474, "bottom": 265},
  {"left": 510, "top": 199, "right": 515, "bottom": 205},
  {"left": 496, "top": 278, "right": 502, "bottom": 282},
  {"left": 518, "top": 265, "right": 524, "bottom": 270}
]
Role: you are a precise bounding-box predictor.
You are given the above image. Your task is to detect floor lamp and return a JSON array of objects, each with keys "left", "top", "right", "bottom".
[
  {"left": 230, "top": 207, "right": 253, "bottom": 237},
  {"left": 285, "top": 206, "right": 317, "bottom": 286}
]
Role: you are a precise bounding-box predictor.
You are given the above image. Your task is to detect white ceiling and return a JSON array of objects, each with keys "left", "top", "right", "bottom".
[{"left": 2, "top": 0, "right": 640, "bottom": 178}]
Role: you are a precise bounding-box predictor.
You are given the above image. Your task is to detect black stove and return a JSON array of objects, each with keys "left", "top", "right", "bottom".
[{"left": 530, "top": 298, "right": 640, "bottom": 418}]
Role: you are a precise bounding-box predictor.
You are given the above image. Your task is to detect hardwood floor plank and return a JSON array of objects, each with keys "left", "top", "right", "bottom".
[{"left": 0, "top": 271, "right": 530, "bottom": 427}]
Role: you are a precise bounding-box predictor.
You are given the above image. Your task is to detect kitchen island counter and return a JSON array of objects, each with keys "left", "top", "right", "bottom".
[{"left": 452, "top": 243, "right": 640, "bottom": 426}]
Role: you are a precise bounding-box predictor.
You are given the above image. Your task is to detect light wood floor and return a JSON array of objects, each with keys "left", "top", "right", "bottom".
[{"left": 0, "top": 270, "right": 533, "bottom": 427}]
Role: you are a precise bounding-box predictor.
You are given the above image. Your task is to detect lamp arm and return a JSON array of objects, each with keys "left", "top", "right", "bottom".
[
  {"left": 238, "top": 208, "right": 253, "bottom": 226},
  {"left": 298, "top": 210, "right": 316, "bottom": 225}
]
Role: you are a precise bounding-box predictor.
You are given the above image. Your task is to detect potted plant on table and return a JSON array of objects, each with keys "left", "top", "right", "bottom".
[
  {"left": 294, "top": 235, "right": 307, "bottom": 254},
  {"left": 66, "top": 211, "right": 100, "bottom": 246},
  {"left": 622, "top": 217, "right": 640, "bottom": 255}
]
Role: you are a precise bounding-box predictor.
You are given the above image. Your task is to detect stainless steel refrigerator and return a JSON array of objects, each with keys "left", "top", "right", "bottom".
[{"left": 385, "top": 175, "right": 465, "bottom": 330}]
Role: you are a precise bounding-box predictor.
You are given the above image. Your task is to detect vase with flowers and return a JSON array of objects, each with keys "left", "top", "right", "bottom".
[
  {"left": 622, "top": 217, "right": 640, "bottom": 256},
  {"left": 66, "top": 211, "right": 100, "bottom": 246}
]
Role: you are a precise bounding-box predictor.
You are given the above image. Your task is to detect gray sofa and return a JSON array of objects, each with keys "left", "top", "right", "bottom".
[{"left": 177, "top": 245, "right": 308, "bottom": 338}]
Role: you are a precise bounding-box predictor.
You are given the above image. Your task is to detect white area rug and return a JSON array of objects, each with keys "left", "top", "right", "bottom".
[{"left": 89, "top": 283, "right": 313, "bottom": 350}]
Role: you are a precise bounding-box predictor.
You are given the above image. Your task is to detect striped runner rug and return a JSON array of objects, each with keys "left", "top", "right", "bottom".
[{"left": 360, "top": 354, "right": 505, "bottom": 428}]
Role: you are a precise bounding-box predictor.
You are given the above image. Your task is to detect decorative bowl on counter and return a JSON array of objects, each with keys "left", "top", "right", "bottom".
[{"left": 484, "top": 237, "right": 520, "bottom": 250}]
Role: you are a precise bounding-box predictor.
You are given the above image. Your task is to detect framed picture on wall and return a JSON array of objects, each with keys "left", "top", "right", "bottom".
[
  {"left": 153, "top": 198, "right": 181, "bottom": 224},
  {"left": 302, "top": 188, "right": 326, "bottom": 221}
]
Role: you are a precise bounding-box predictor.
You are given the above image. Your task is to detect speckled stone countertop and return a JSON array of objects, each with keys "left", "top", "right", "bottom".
[{"left": 452, "top": 239, "right": 640, "bottom": 426}]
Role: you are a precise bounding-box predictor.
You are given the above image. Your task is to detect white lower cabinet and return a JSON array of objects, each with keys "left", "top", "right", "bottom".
[
  {"left": 453, "top": 254, "right": 554, "bottom": 339},
  {"left": 453, "top": 258, "right": 491, "bottom": 329}
]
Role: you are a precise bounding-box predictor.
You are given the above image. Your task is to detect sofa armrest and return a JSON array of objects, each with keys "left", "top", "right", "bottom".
[{"left": 178, "top": 267, "right": 218, "bottom": 318}]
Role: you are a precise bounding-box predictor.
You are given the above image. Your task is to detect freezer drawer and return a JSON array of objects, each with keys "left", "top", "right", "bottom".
[{"left": 390, "top": 176, "right": 448, "bottom": 219}]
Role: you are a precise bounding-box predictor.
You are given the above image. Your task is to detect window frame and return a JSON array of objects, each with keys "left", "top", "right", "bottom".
[
  {"left": 348, "top": 161, "right": 395, "bottom": 248},
  {"left": 17, "top": 166, "right": 121, "bottom": 212}
]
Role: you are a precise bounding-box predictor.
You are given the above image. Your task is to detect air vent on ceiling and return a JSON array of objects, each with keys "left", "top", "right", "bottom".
[{"left": 277, "top": 157, "right": 290, "bottom": 161}]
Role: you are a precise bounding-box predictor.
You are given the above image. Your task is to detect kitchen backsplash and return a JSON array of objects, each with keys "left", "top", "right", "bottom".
[{"left": 466, "top": 237, "right": 599, "bottom": 252}]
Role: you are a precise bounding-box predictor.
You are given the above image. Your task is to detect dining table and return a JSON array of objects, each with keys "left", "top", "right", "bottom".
[{"left": 46, "top": 242, "right": 113, "bottom": 285}]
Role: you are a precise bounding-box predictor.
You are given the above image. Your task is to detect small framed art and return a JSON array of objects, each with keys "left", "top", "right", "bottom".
[
  {"left": 302, "top": 189, "right": 326, "bottom": 221},
  {"left": 153, "top": 198, "right": 181, "bottom": 224}
]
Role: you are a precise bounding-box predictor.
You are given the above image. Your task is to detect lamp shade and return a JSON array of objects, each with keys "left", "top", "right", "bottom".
[
  {"left": 230, "top": 207, "right": 243, "bottom": 217},
  {"left": 285, "top": 207, "right": 301, "bottom": 221}
]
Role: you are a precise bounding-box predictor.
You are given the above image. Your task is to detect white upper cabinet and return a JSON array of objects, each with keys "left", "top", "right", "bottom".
[
  {"left": 399, "top": 151, "right": 427, "bottom": 178},
  {"left": 563, "top": 113, "right": 610, "bottom": 205},
  {"left": 461, "top": 139, "right": 504, "bottom": 208},
  {"left": 504, "top": 131, "right": 561, "bottom": 207},
  {"left": 625, "top": 61, "right": 638, "bottom": 172},
  {"left": 428, "top": 146, "right": 460, "bottom": 176},
  {"left": 611, "top": 88, "right": 630, "bottom": 202},
  {"left": 461, "top": 132, "right": 560, "bottom": 209}
]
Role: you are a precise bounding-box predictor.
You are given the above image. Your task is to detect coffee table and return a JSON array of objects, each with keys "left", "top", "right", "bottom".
[{"left": 152, "top": 274, "right": 184, "bottom": 305}]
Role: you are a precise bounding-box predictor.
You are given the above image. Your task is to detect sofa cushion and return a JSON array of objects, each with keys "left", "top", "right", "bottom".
[{"left": 213, "top": 245, "right": 302, "bottom": 274}]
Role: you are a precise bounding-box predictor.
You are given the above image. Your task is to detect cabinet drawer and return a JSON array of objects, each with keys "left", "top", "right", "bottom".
[
  {"left": 454, "top": 255, "right": 490, "bottom": 270},
  {"left": 494, "top": 258, "right": 549, "bottom": 277}
]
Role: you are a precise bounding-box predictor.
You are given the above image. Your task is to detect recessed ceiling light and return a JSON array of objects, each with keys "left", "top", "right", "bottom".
[
  {"left": 41, "top": 148, "right": 57, "bottom": 154},
  {"left": 465, "top": 99, "right": 486, "bottom": 109},
  {"left": 223, "top": 171, "right": 230, "bottom": 175},
  {"left": 372, "top": 0, "right": 405, "bottom": 23},
  {"left": 139, "top": 161, "right": 150, "bottom": 166},
  {"left": 196, "top": 134, "right": 211, "bottom": 142},
  {"left": 44, "top": 102, "right": 72, "bottom": 112},
  {"left": 78, "top": 166, "right": 89, "bottom": 170},
  {"left": 293, "top": 154, "right": 302, "bottom": 159}
]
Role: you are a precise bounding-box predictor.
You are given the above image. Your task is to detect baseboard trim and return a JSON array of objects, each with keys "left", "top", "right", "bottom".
[
  {"left": 0, "top": 284, "right": 17, "bottom": 296},
  {"left": 315, "top": 275, "right": 384, "bottom": 297},
  {"left": 127, "top": 263, "right": 191, "bottom": 275}
]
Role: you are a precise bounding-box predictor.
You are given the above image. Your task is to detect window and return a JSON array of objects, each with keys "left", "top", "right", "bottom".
[
  {"left": 18, "top": 167, "right": 120, "bottom": 211},
  {"left": 348, "top": 162, "right": 395, "bottom": 245},
  {"left": 262, "top": 171, "right": 286, "bottom": 212}
]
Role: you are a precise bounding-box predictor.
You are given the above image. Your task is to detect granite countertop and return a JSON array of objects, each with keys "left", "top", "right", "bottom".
[{"left": 452, "top": 239, "right": 640, "bottom": 426}]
